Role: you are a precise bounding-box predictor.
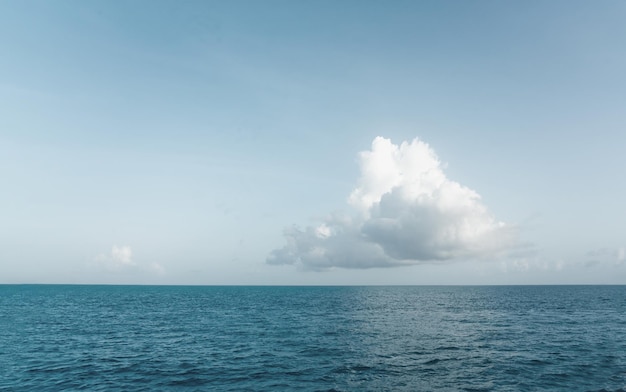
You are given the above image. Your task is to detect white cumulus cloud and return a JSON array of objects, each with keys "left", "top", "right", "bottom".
[
  {"left": 95, "top": 245, "right": 135, "bottom": 271},
  {"left": 93, "top": 245, "right": 166, "bottom": 276},
  {"left": 268, "top": 136, "right": 517, "bottom": 269},
  {"left": 111, "top": 245, "right": 134, "bottom": 265}
]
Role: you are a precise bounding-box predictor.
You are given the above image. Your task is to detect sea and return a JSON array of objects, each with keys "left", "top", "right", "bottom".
[{"left": 1, "top": 285, "right": 625, "bottom": 391}]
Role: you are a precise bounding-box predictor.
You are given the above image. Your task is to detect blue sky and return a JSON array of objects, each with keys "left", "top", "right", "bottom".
[{"left": 1, "top": 0, "right": 625, "bottom": 284}]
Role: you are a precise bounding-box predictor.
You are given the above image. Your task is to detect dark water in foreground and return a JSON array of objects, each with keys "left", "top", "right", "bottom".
[{"left": 1, "top": 285, "right": 625, "bottom": 391}]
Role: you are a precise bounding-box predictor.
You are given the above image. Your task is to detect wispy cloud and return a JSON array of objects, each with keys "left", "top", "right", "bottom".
[
  {"left": 268, "top": 137, "right": 517, "bottom": 269},
  {"left": 585, "top": 247, "right": 626, "bottom": 267}
]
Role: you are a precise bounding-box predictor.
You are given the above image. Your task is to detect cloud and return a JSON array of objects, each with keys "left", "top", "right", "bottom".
[
  {"left": 149, "top": 262, "right": 166, "bottom": 276},
  {"left": 94, "top": 245, "right": 165, "bottom": 276},
  {"left": 499, "top": 257, "right": 564, "bottom": 273},
  {"left": 111, "top": 245, "right": 134, "bottom": 265},
  {"left": 585, "top": 247, "right": 626, "bottom": 267},
  {"left": 95, "top": 245, "right": 136, "bottom": 271},
  {"left": 268, "top": 136, "right": 517, "bottom": 269}
]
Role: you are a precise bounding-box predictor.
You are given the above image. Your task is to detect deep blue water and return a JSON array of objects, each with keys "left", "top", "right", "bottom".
[{"left": 1, "top": 285, "right": 625, "bottom": 391}]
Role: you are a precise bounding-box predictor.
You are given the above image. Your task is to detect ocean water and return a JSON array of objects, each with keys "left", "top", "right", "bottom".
[{"left": 1, "top": 285, "right": 625, "bottom": 391}]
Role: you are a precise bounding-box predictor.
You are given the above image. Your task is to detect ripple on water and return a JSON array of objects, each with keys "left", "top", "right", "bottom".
[{"left": 1, "top": 285, "right": 626, "bottom": 391}]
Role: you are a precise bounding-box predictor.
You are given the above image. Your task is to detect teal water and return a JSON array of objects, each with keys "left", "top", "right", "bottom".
[{"left": 1, "top": 285, "right": 625, "bottom": 391}]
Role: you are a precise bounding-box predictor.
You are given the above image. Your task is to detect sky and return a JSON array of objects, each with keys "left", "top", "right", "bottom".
[{"left": 1, "top": 0, "right": 625, "bottom": 285}]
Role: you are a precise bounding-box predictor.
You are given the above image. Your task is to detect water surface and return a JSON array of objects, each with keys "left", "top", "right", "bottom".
[{"left": 1, "top": 285, "right": 625, "bottom": 391}]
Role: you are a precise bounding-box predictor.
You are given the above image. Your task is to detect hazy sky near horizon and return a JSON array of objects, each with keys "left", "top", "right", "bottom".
[{"left": 1, "top": 0, "right": 626, "bottom": 284}]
